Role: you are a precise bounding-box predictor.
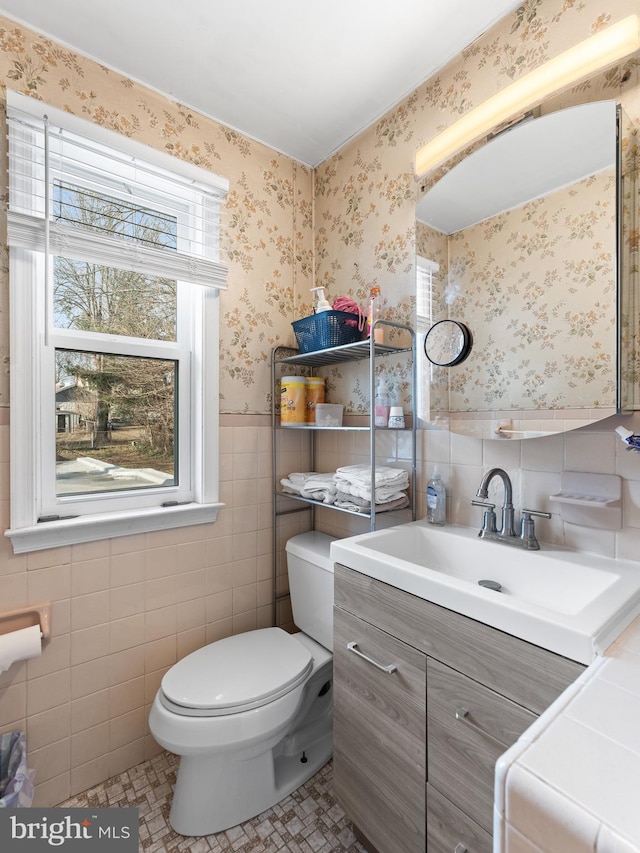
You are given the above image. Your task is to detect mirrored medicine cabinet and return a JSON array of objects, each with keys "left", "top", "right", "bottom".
[{"left": 416, "top": 96, "right": 639, "bottom": 440}]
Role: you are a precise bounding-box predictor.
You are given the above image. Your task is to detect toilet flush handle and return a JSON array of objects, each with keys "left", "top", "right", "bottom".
[{"left": 347, "top": 641, "right": 397, "bottom": 674}]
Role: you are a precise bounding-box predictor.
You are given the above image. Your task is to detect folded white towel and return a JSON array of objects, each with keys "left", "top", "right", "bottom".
[
  {"left": 281, "top": 472, "right": 337, "bottom": 504},
  {"left": 335, "top": 494, "right": 410, "bottom": 513},
  {"left": 336, "top": 483, "right": 408, "bottom": 505},
  {"left": 280, "top": 472, "right": 318, "bottom": 494},
  {"left": 287, "top": 472, "right": 316, "bottom": 486},
  {"left": 335, "top": 465, "right": 409, "bottom": 505},
  {"left": 335, "top": 464, "right": 409, "bottom": 488},
  {"left": 300, "top": 474, "right": 337, "bottom": 504}
]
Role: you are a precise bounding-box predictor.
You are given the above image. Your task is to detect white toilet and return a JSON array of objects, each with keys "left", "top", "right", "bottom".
[{"left": 148, "top": 531, "right": 336, "bottom": 836}]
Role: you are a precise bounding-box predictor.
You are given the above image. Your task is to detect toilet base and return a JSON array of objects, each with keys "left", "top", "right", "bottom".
[{"left": 169, "top": 723, "right": 332, "bottom": 836}]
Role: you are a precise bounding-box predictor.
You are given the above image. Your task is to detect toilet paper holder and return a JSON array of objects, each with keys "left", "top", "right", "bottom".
[{"left": 0, "top": 602, "right": 51, "bottom": 640}]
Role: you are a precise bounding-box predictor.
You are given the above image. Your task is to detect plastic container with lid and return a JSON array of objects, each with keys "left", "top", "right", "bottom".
[
  {"left": 315, "top": 403, "right": 344, "bottom": 427},
  {"left": 306, "top": 376, "right": 326, "bottom": 423},
  {"left": 280, "top": 376, "right": 307, "bottom": 424}
]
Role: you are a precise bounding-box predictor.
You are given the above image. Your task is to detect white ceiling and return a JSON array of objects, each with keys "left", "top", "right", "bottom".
[{"left": 0, "top": 0, "right": 521, "bottom": 166}]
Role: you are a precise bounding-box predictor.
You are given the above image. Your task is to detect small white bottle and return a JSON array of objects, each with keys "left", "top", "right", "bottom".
[{"left": 426, "top": 467, "right": 446, "bottom": 525}]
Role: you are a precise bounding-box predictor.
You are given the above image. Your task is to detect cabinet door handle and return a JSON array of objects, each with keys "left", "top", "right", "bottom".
[
  {"left": 455, "top": 706, "right": 508, "bottom": 750},
  {"left": 454, "top": 844, "right": 468, "bottom": 853},
  {"left": 347, "top": 641, "right": 397, "bottom": 674}
]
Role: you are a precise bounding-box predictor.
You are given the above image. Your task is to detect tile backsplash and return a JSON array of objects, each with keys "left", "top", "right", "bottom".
[
  {"left": 314, "top": 415, "right": 640, "bottom": 564},
  {"left": 2, "top": 382, "right": 639, "bottom": 809},
  {"left": 0, "top": 417, "right": 294, "bottom": 806}
]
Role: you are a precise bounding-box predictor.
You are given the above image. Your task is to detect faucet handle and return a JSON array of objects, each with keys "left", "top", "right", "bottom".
[
  {"left": 471, "top": 499, "right": 497, "bottom": 535},
  {"left": 521, "top": 508, "right": 551, "bottom": 520},
  {"left": 519, "top": 508, "right": 551, "bottom": 550}
]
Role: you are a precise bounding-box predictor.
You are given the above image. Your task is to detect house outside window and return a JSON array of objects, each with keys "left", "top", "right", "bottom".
[{"left": 5, "top": 91, "right": 229, "bottom": 553}]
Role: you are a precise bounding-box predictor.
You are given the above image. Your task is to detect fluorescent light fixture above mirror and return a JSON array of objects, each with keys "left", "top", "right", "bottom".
[{"left": 415, "top": 14, "right": 640, "bottom": 178}]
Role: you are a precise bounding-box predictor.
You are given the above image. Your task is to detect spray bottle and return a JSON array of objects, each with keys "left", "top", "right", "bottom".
[
  {"left": 367, "top": 286, "right": 384, "bottom": 343},
  {"left": 310, "top": 287, "right": 332, "bottom": 313}
]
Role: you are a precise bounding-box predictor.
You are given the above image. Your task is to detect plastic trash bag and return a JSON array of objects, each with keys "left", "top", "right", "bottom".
[{"left": 0, "top": 731, "right": 35, "bottom": 807}]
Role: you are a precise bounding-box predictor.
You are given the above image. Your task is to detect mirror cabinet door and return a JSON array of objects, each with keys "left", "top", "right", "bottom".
[{"left": 416, "top": 100, "right": 638, "bottom": 439}]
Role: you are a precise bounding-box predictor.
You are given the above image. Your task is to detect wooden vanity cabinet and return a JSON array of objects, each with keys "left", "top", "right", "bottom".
[
  {"left": 333, "top": 564, "right": 585, "bottom": 853},
  {"left": 427, "top": 785, "right": 492, "bottom": 853},
  {"left": 427, "top": 657, "right": 536, "bottom": 835},
  {"left": 333, "top": 606, "right": 427, "bottom": 853}
]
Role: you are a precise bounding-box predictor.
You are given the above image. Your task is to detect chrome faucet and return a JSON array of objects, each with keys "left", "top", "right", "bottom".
[
  {"left": 472, "top": 467, "right": 550, "bottom": 550},
  {"left": 474, "top": 467, "right": 516, "bottom": 538}
]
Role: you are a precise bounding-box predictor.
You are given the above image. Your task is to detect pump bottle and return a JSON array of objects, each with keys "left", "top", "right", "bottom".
[
  {"left": 310, "top": 287, "right": 332, "bottom": 313},
  {"left": 426, "top": 467, "right": 446, "bottom": 525}
]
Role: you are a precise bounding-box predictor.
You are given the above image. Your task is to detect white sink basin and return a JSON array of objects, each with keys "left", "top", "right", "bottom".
[{"left": 330, "top": 522, "right": 640, "bottom": 664}]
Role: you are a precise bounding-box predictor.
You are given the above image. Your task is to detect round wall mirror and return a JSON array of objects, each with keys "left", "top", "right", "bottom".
[{"left": 424, "top": 320, "right": 472, "bottom": 366}]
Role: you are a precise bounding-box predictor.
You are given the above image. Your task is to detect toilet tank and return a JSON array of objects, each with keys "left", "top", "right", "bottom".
[{"left": 285, "top": 531, "right": 336, "bottom": 651}]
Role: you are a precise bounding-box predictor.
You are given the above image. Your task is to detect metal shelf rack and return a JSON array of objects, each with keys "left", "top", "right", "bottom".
[{"left": 270, "top": 320, "right": 417, "bottom": 625}]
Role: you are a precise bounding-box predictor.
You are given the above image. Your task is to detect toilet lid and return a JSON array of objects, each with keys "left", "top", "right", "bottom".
[{"left": 160, "top": 627, "right": 313, "bottom": 715}]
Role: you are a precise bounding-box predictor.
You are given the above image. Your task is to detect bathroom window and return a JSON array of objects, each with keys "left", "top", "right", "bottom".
[
  {"left": 416, "top": 255, "right": 439, "bottom": 331},
  {"left": 5, "top": 91, "right": 229, "bottom": 552},
  {"left": 416, "top": 256, "right": 440, "bottom": 424}
]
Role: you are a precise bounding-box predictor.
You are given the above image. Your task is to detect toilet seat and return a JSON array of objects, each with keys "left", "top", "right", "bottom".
[{"left": 159, "top": 627, "right": 313, "bottom": 717}]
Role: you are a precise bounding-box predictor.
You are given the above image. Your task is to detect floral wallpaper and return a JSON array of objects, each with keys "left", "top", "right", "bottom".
[
  {"left": 0, "top": 0, "right": 639, "bottom": 423},
  {"left": 417, "top": 169, "right": 617, "bottom": 414},
  {"left": 314, "top": 0, "right": 640, "bottom": 421},
  {"left": 0, "top": 20, "right": 313, "bottom": 415},
  {"left": 619, "top": 108, "right": 640, "bottom": 412}
]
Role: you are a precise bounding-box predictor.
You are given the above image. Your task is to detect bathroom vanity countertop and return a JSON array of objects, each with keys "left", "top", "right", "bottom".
[
  {"left": 330, "top": 522, "right": 640, "bottom": 665},
  {"left": 494, "top": 615, "right": 640, "bottom": 852}
]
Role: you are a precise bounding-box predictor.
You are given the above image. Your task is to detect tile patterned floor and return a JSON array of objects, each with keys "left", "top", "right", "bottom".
[{"left": 61, "top": 752, "right": 369, "bottom": 852}]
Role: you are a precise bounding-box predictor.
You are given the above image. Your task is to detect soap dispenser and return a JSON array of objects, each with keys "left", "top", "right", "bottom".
[
  {"left": 426, "top": 466, "right": 446, "bottom": 526},
  {"left": 310, "top": 286, "right": 332, "bottom": 313}
]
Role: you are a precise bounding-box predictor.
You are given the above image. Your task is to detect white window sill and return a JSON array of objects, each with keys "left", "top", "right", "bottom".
[{"left": 5, "top": 502, "right": 225, "bottom": 554}]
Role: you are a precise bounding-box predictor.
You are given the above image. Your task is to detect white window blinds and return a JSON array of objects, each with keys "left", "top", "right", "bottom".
[
  {"left": 7, "top": 90, "right": 229, "bottom": 290},
  {"left": 416, "top": 256, "right": 440, "bottom": 331}
]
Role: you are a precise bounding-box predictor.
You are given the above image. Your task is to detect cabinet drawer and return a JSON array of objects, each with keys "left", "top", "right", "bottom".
[
  {"left": 335, "top": 563, "right": 584, "bottom": 714},
  {"left": 427, "top": 657, "right": 536, "bottom": 834},
  {"left": 333, "top": 605, "right": 427, "bottom": 853},
  {"left": 427, "top": 784, "right": 492, "bottom": 853}
]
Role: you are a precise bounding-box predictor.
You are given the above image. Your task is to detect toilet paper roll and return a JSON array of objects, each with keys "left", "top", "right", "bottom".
[{"left": 0, "top": 625, "right": 42, "bottom": 674}]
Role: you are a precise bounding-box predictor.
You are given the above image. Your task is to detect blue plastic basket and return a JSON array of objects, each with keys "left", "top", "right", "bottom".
[{"left": 292, "top": 310, "right": 362, "bottom": 353}]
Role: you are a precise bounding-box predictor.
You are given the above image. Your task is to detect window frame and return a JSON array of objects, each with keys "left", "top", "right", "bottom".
[
  {"left": 5, "top": 92, "right": 227, "bottom": 553},
  {"left": 416, "top": 255, "right": 440, "bottom": 425}
]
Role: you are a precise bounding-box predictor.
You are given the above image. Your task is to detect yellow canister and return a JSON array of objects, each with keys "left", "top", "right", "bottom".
[
  {"left": 280, "top": 376, "right": 307, "bottom": 424},
  {"left": 306, "top": 376, "right": 326, "bottom": 423}
]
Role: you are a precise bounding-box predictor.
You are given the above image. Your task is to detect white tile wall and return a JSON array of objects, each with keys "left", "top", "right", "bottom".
[
  {"left": 312, "top": 416, "right": 640, "bottom": 551},
  {"left": 0, "top": 418, "right": 286, "bottom": 806},
  {"left": 500, "top": 615, "right": 640, "bottom": 852},
  {"left": 2, "top": 411, "right": 640, "bottom": 807}
]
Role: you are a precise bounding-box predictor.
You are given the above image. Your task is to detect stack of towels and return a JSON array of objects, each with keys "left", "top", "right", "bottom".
[
  {"left": 280, "top": 472, "right": 337, "bottom": 504},
  {"left": 335, "top": 464, "right": 409, "bottom": 512},
  {"left": 281, "top": 465, "right": 409, "bottom": 513}
]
